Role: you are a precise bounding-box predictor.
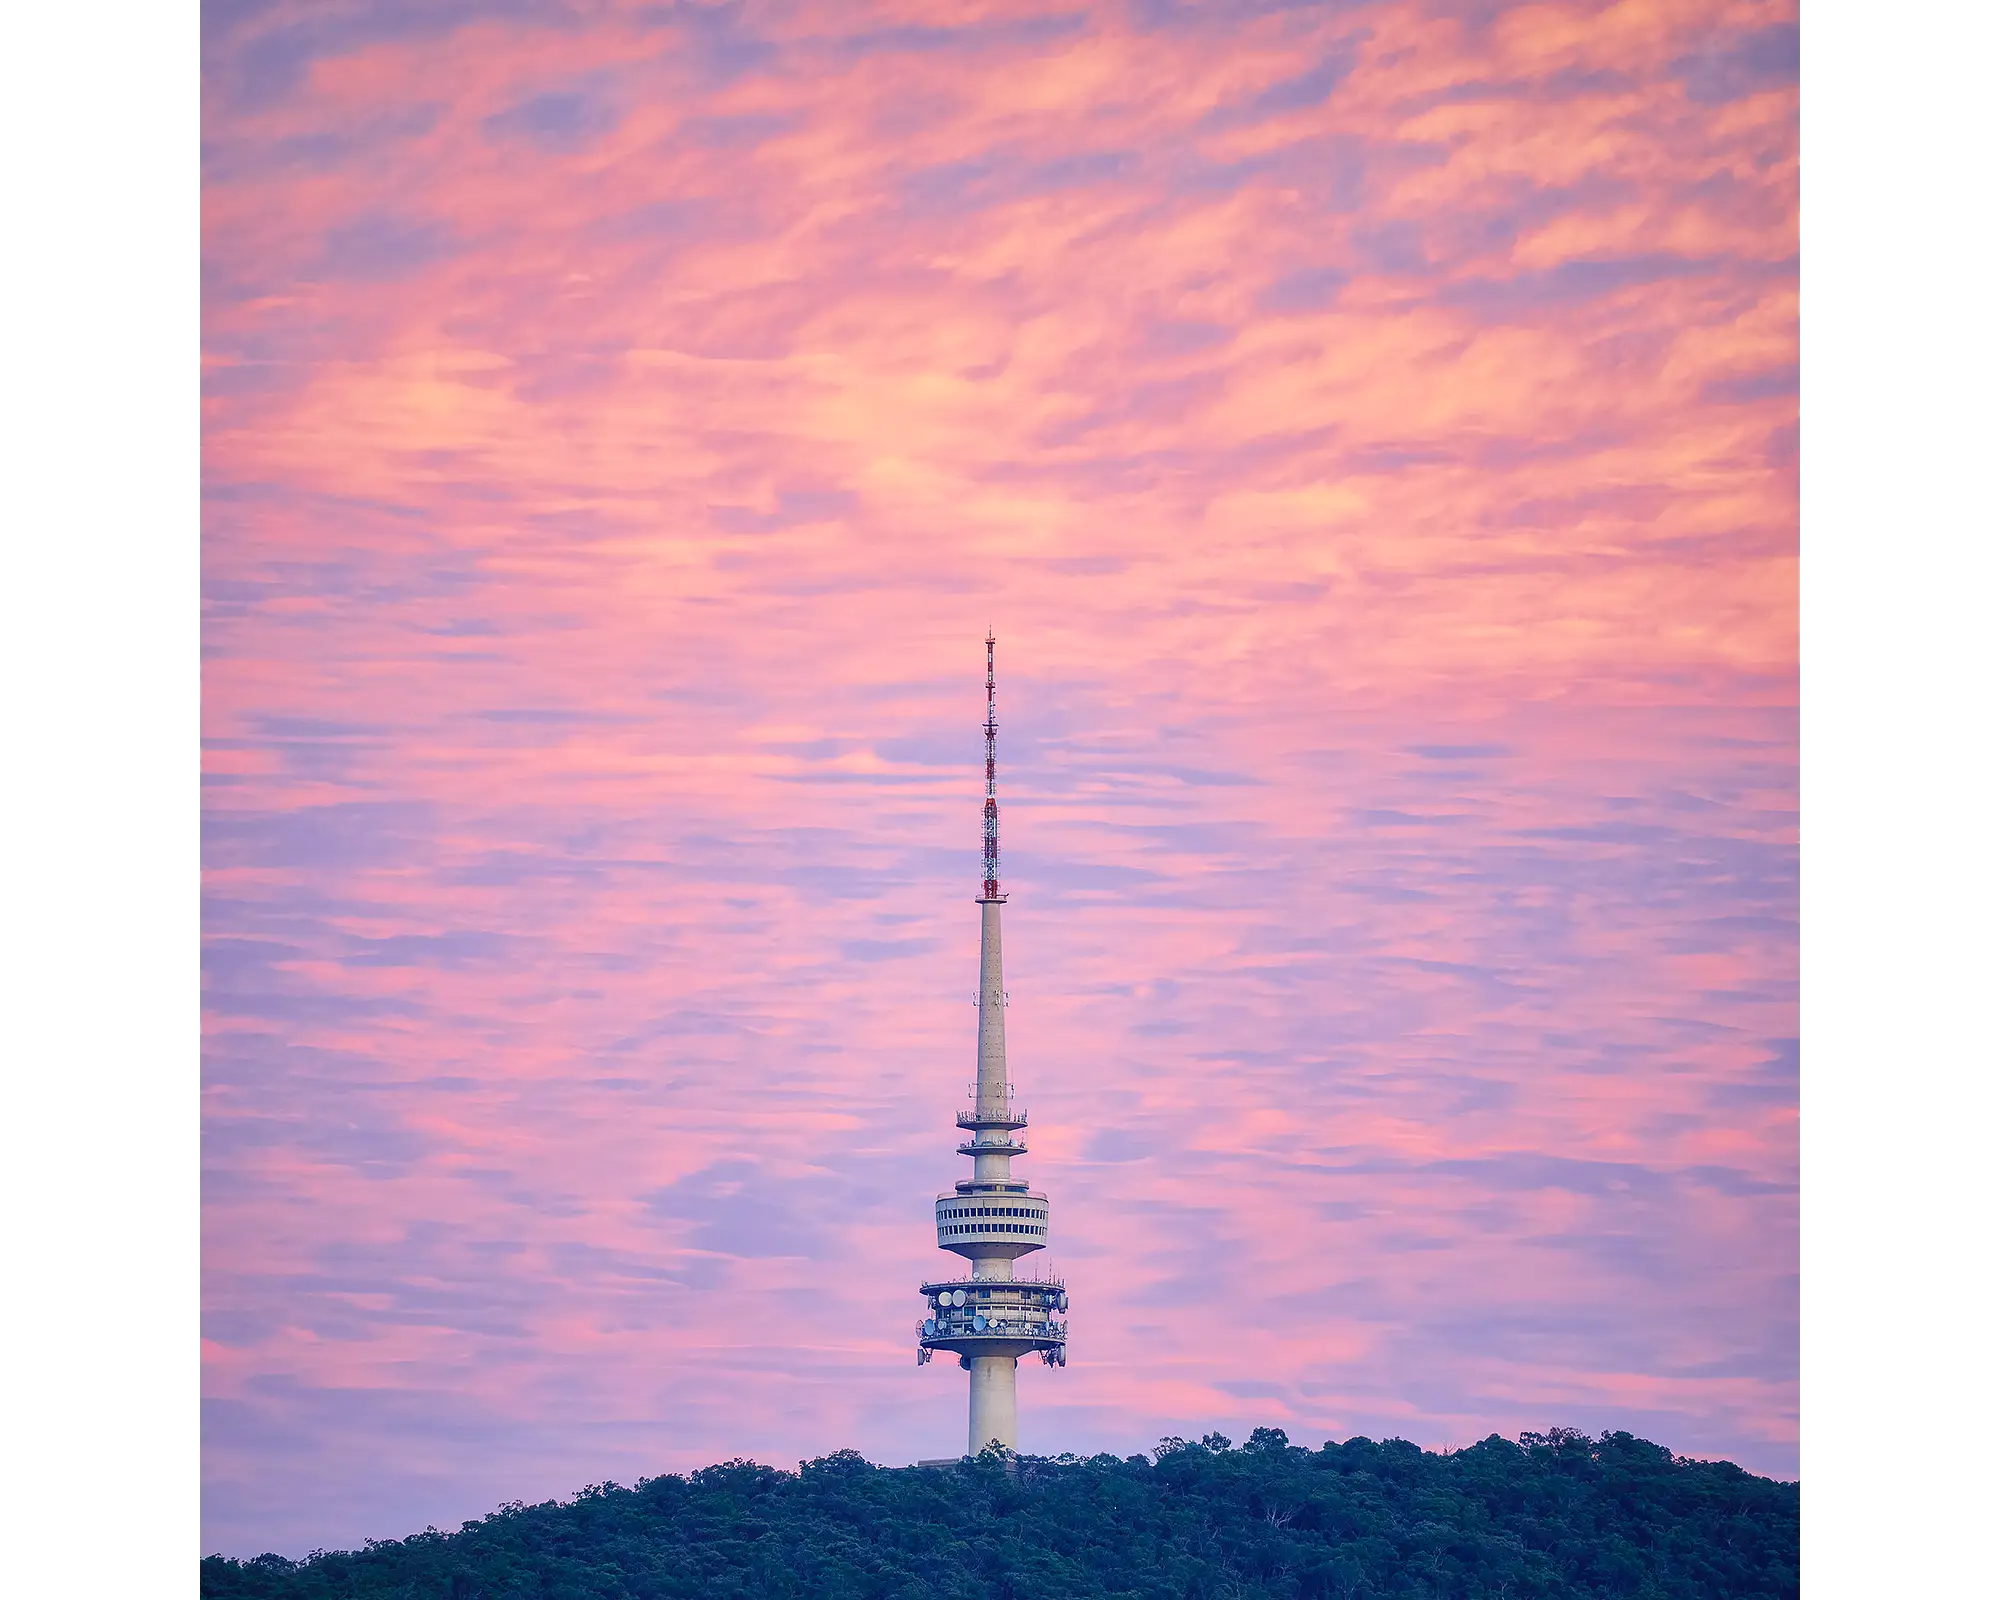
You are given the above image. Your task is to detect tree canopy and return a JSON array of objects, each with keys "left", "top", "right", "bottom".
[{"left": 202, "top": 1426, "right": 1797, "bottom": 1599}]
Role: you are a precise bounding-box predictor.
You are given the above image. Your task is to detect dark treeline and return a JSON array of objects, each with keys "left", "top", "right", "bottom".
[{"left": 202, "top": 1427, "right": 1798, "bottom": 1599}]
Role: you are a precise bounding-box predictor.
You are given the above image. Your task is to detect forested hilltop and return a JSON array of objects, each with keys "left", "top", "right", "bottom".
[{"left": 202, "top": 1427, "right": 1798, "bottom": 1600}]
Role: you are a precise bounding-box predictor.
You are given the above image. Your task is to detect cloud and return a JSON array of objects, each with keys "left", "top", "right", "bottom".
[
  {"left": 1206, "top": 39, "right": 1364, "bottom": 126},
  {"left": 484, "top": 87, "right": 622, "bottom": 152},
  {"left": 1674, "top": 24, "right": 1800, "bottom": 106},
  {"left": 831, "top": 13, "right": 1090, "bottom": 58},
  {"left": 315, "top": 214, "right": 462, "bottom": 282},
  {"left": 1702, "top": 364, "right": 1798, "bottom": 404},
  {"left": 338, "top": 931, "right": 519, "bottom": 969},
  {"left": 644, "top": 1163, "right": 833, "bottom": 1259},
  {"left": 1439, "top": 254, "right": 1720, "bottom": 316},
  {"left": 1258, "top": 266, "right": 1350, "bottom": 313},
  {"left": 640, "top": 0, "right": 780, "bottom": 82},
  {"left": 204, "top": 803, "right": 435, "bottom": 871}
]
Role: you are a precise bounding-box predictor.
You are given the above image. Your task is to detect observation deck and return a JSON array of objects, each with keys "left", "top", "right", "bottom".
[
  {"left": 935, "top": 1190, "right": 1048, "bottom": 1259},
  {"left": 957, "top": 1134, "right": 1027, "bottom": 1159},
  {"left": 956, "top": 1106, "right": 1027, "bottom": 1132}
]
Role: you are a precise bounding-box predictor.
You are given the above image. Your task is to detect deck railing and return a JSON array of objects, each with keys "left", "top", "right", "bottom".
[
  {"left": 955, "top": 1108, "right": 1027, "bottom": 1128},
  {"left": 919, "top": 1270, "right": 1064, "bottom": 1289},
  {"left": 918, "top": 1319, "right": 1067, "bottom": 1341}
]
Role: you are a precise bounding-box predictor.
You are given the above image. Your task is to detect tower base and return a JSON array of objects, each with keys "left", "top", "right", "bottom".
[{"left": 968, "top": 1354, "right": 1017, "bottom": 1454}]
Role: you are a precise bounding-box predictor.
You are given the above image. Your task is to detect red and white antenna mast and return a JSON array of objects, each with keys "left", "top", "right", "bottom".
[{"left": 981, "top": 630, "right": 1002, "bottom": 902}]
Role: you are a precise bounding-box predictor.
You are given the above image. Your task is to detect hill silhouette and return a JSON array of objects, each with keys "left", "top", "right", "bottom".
[{"left": 201, "top": 1426, "right": 1797, "bottom": 1599}]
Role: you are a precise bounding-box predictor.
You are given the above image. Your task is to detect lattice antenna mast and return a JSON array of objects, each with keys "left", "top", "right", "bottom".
[{"left": 981, "top": 631, "right": 1001, "bottom": 901}]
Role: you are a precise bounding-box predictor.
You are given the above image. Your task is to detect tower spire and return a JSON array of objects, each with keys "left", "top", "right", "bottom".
[
  {"left": 915, "top": 634, "right": 1068, "bottom": 1457},
  {"left": 982, "top": 630, "right": 1001, "bottom": 902}
]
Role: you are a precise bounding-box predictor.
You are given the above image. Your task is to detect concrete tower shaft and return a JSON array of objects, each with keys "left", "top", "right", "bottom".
[
  {"left": 916, "top": 633, "right": 1067, "bottom": 1457},
  {"left": 975, "top": 899, "right": 1008, "bottom": 1123}
]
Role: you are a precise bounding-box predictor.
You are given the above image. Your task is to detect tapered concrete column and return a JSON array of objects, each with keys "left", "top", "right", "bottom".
[
  {"left": 968, "top": 1355, "right": 1017, "bottom": 1455},
  {"left": 976, "top": 898, "right": 1007, "bottom": 1109}
]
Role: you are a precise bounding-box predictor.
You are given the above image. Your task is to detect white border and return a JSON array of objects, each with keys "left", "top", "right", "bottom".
[
  {"left": 1804, "top": 1, "right": 1999, "bottom": 1592},
  {"left": 0, "top": 0, "right": 199, "bottom": 1587}
]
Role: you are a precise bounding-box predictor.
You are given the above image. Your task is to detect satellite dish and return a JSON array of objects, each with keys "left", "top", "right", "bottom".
[
  {"left": 952, "top": 1289, "right": 966, "bottom": 1307},
  {"left": 974, "top": 1315, "right": 987, "bottom": 1331},
  {"left": 923, "top": 1319, "right": 935, "bottom": 1335}
]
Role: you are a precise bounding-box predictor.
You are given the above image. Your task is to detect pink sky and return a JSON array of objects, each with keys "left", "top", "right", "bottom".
[{"left": 202, "top": 0, "right": 1797, "bottom": 1557}]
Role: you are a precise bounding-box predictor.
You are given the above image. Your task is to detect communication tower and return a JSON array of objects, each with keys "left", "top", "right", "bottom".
[{"left": 914, "top": 633, "right": 1067, "bottom": 1455}]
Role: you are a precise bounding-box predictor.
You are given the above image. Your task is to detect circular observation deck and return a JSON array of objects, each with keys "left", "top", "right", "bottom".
[
  {"left": 957, "top": 1135, "right": 1026, "bottom": 1159},
  {"left": 935, "top": 1191, "right": 1048, "bottom": 1259},
  {"left": 956, "top": 1106, "right": 1027, "bottom": 1132}
]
